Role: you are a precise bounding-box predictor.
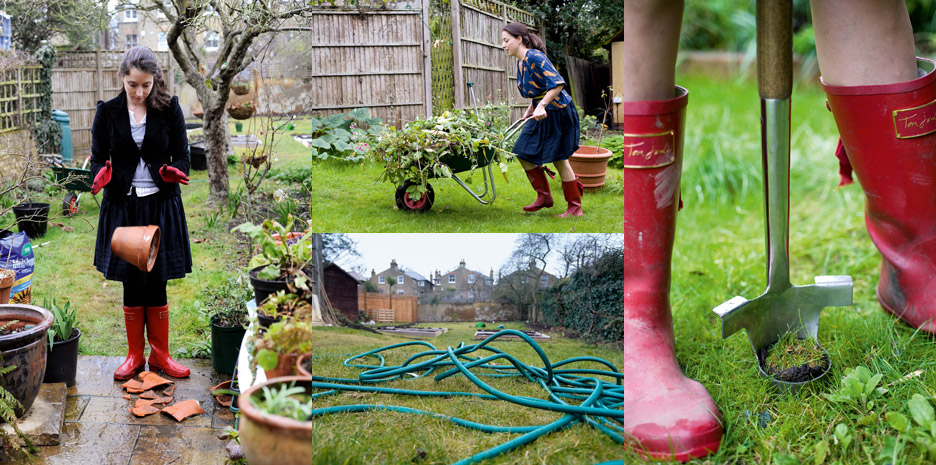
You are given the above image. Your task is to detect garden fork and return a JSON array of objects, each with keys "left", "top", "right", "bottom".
[{"left": 712, "top": 0, "right": 853, "bottom": 393}]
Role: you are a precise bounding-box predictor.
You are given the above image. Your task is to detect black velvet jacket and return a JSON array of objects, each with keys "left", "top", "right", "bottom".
[{"left": 90, "top": 92, "right": 189, "bottom": 200}]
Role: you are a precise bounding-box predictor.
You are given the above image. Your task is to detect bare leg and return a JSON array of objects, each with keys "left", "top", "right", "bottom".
[
  {"left": 518, "top": 158, "right": 536, "bottom": 170},
  {"left": 552, "top": 159, "right": 575, "bottom": 182},
  {"left": 615, "top": 0, "right": 684, "bottom": 101},
  {"left": 811, "top": 0, "right": 916, "bottom": 86}
]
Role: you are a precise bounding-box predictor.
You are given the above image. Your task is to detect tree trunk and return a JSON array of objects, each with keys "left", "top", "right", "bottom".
[{"left": 203, "top": 111, "right": 230, "bottom": 205}]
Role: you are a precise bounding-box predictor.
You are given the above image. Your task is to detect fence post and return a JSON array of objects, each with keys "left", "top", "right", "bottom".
[
  {"left": 503, "top": 3, "right": 509, "bottom": 109},
  {"left": 15, "top": 66, "right": 22, "bottom": 131},
  {"left": 96, "top": 48, "right": 104, "bottom": 103},
  {"left": 421, "top": 0, "right": 432, "bottom": 117},
  {"left": 450, "top": 0, "right": 464, "bottom": 109}
]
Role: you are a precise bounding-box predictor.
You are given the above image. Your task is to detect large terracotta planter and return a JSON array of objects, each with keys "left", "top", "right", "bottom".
[
  {"left": 0, "top": 304, "right": 54, "bottom": 417},
  {"left": 569, "top": 146, "right": 613, "bottom": 192},
  {"left": 238, "top": 376, "right": 324, "bottom": 465}
]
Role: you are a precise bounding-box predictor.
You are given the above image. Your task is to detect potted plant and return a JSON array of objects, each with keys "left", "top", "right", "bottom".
[
  {"left": 227, "top": 101, "right": 255, "bottom": 120},
  {"left": 570, "top": 88, "right": 614, "bottom": 192},
  {"left": 231, "top": 216, "right": 317, "bottom": 306},
  {"left": 0, "top": 303, "right": 54, "bottom": 417},
  {"left": 231, "top": 79, "right": 251, "bottom": 96},
  {"left": 237, "top": 377, "right": 320, "bottom": 465},
  {"left": 42, "top": 297, "right": 81, "bottom": 387},
  {"left": 256, "top": 290, "right": 323, "bottom": 328},
  {"left": 203, "top": 277, "right": 253, "bottom": 375},
  {"left": 253, "top": 320, "right": 318, "bottom": 378}
]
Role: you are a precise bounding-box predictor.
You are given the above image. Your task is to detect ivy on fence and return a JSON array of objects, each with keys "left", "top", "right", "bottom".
[
  {"left": 32, "top": 44, "right": 60, "bottom": 155},
  {"left": 539, "top": 250, "right": 625, "bottom": 342}
]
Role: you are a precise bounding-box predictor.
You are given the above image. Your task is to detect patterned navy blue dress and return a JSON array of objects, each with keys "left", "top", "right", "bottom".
[{"left": 512, "top": 49, "right": 580, "bottom": 165}]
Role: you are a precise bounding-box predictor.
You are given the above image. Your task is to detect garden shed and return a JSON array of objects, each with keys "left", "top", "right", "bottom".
[{"left": 323, "top": 263, "right": 362, "bottom": 321}]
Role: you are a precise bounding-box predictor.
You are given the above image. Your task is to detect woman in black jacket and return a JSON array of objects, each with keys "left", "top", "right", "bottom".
[{"left": 89, "top": 46, "right": 192, "bottom": 380}]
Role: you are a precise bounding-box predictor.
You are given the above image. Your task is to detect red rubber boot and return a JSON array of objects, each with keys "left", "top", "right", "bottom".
[
  {"left": 823, "top": 58, "right": 936, "bottom": 334},
  {"left": 555, "top": 178, "right": 584, "bottom": 217},
  {"left": 114, "top": 306, "right": 146, "bottom": 380},
  {"left": 618, "top": 86, "right": 722, "bottom": 461},
  {"left": 145, "top": 305, "right": 191, "bottom": 378},
  {"left": 522, "top": 167, "right": 554, "bottom": 212}
]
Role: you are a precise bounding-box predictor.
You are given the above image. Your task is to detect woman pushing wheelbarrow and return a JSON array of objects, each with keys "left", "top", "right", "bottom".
[{"left": 501, "top": 23, "right": 583, "bottom": 218}]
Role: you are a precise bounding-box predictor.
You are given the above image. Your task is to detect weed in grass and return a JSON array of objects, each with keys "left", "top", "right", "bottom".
[
  {"left": 885, "top": 394, "right": 936, "bottom": 461},
  {"left": 823, "top": 365, "right": 887, "bottom": 415}
]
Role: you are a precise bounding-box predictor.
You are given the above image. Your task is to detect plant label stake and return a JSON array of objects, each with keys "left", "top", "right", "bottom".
[{"left": 712, "top": 0, "right": 852, "bottom": 394}]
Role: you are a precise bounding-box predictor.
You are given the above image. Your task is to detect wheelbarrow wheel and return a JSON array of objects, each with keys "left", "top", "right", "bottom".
[
  {"left": 62, "top": 191, "right": 79, "bottom": 217},
  {"left": 395, "top": 181, "right": 434, "bottom": 212}
]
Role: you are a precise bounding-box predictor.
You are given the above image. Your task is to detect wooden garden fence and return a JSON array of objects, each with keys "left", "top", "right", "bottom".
[
  {"left": 50, "top": 50, "right": 174, "bottom": 160},
  {"left": 0, "top": 64, "right": 42, "bottom": 179},
  {"left": 358, "top": 291, "right": 418, "bottom": 323}
]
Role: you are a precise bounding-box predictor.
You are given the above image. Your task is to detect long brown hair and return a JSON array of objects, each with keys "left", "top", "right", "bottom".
[
  {"left": 503, "top": 23, "right": 546, "bottom": 54},
  {"left": 118, "top": 46, "right": 171, "bottom": 111}
]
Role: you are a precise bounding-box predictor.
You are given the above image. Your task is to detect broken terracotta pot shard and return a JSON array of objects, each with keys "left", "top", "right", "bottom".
[
  {"left": 162, "top": 385, "right": 176, "bottom": 396},
  {"left": 139, "top": 371, "right": 174, "bottom": 391},
  {"left": 161, "top": 400, "right": 205, "bottom": 422},
  {"left": 131, "top": 404, "right": 161, "bottom": 417}
]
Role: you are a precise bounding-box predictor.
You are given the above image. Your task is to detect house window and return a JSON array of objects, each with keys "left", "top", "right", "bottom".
[
  {"left": 449, "top": 274, "right": 455, "bottom": 283},
  {"left": 521, "top": 276, "right": 528, "bottom": 284},
  {"left": 398, "top": 275, "right": 404, "bottom": 285},
  {"left": 125, "top": 9, "right": 138, "bottom": 21},
  {"left": 419, "top": 281, "right": 425, "bottom": 287},
  {"left": 126, "top": 34, "right": 138, "bottom": 50},
  {"left": 434, "top": 277, "right": 440, "bottom": 285},
  {"left": 541, "top": 275, "right": 548, "bottom": 284},
  {"left": 396, "top": 289, "right": 404, "bottom": 294},
  {"left": 468, "top": 274, "right": 476, "bottom": 284},
  {"left": 378, "top": 276, "right": 385, "bottom": 284},
  {"left": 204, "top": 31, "right": 220, "bottom": 51},
  {"left": 157, "top": 32, "right": 168, "bottom": 51}
]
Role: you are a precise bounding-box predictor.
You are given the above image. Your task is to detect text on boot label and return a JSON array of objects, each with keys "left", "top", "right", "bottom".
[
  {"left": 620, "top": 131, "right": 676, "bottom": 169},
  {"left": 893, "top": 99, "right": 936, "bottom": 139}
]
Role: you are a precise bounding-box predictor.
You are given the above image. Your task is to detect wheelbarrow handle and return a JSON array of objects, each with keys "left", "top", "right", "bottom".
[{"left": 503, "top": 118, "right": 531, "bottom": 140}]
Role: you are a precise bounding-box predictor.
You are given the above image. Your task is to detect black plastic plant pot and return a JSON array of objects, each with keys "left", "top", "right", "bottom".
[
  {"left": 44, "top": 328, "right": 81, "bottom": 387},
  {"left": 13, "top": 202, "right": 50, "bottom": 239},
  {"left": 248, "top": 265, "right": 290, "bottom": 308},
  {"left": 211, "top": 317, "right": 246, "bottom": 375},
  {"left": 256, "top": 312, "right": 281, "bottom": 329},
  {"left": 756, "top": 339, "right": 832, "bottom": 396}
]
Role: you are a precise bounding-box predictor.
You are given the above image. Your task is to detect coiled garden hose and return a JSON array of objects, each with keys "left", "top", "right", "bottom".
[{"left": 290, "top": 329, "right": 634, "bottom": 464}]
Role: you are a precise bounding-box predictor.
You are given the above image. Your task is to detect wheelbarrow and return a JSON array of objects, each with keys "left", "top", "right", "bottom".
[
  {"left": 50, "top": 156, "right": 98, "bottom": 217},
  {"left": 394, "top": 118, "right": 529, "bottom": 212}
]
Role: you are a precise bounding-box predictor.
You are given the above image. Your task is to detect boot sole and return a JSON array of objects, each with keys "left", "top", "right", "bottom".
[
  {"left": 148, "top": 361, "right": 191, "bottom": 379},
  {"left": 640, "top": 438, "right": 722, "bottom": 462},
  {"left": 876, "top": 285, "right": 936, "bottom": 335},
  {"left": 113, "top": 365, "right": 144, "bottom": 381}
]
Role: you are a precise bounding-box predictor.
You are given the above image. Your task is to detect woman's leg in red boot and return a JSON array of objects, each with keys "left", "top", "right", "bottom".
[
  {"left": 114, "top": 305, "right": 146, "bottom": 380},
  {"left": 615, "top": 1, "right": 722, "bottom": 461},
  {"left": 142, "top": 281, "right": 190, "bottom": 378},
  {"left": 816, "top": 0, "right": 936, "bottom": 333}
]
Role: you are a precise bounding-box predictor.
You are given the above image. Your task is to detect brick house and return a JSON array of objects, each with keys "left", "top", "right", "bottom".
[
  {"left": 432, "top": 259, "right": 494, "bottom": 300},
  {"left": 369, "top": 259, "right": 433, "bottom": 296}
]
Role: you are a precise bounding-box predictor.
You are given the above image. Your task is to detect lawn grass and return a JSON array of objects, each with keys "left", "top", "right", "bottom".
[{"left": 3, "top": 71, "right": 935, "bottom": 464}]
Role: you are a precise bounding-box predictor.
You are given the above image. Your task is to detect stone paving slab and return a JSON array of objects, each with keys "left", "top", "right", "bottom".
[
  {"left": 29, "top": 355, "right": 233, "bottom": 464},
  {"left": 1, "top": 383, "right": 66, "bottom": 446}
]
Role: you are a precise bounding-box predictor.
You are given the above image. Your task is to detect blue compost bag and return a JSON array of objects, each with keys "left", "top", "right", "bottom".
[{"left": 0, "top": 231, "right": 35, "bottom": 304}]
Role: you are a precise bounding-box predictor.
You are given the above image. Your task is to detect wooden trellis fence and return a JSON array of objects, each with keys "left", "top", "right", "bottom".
[{"left": 0, "top": 64, "right": 42, "bottom": 179}]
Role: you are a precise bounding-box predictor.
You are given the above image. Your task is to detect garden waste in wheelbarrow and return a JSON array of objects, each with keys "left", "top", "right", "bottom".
[
  {"left": 380, "top": 114, "right": 529, "bottom": 213},
  {"left": 51, "top": 157, "right": 98, "bottom": 216}
]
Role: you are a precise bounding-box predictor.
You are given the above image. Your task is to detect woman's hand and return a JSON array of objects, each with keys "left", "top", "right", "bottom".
[
  {"left": 532, "top": 103, "right": 547, "bottom": 121},
  {"left": 91, "top": 160, "right": 112, "bottom": 195},
  {"left": 524, "top": 104, "right": 535, "bottom": 119},
  {"left": 159, "top": 164, "right": 190, "bottom": 185}
]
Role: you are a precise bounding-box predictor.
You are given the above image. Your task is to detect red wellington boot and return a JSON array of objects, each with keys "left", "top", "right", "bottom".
[
  {"left": 114, "top": 306, "right": 146, "bottom": 380},
  {"left": 145, "top": 305, "right": 191, "bottom": 378},
  {"left": 618, "top": 86, "right": 722, "bottom": 461},
  {"left": 523, "top": 167, "right": 554, "bottom": 212},
  {"left": 555, "top": 178, "right": 584, "bottom": 217},
  {"left": 823, "top": 58, "right": 936, "bottom": 334}
]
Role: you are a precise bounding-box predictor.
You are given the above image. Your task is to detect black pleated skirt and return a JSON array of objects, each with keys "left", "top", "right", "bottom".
[
  {"left": 94, "top": 192, "right": 192, "bottom": 284},
  {"left": 513, "top": 104, "right": 580, "bottom": 165}
]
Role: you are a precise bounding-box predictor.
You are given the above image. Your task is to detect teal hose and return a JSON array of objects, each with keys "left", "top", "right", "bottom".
[{"left": 282, "top": 329, "right": 631, "bottom": 464}]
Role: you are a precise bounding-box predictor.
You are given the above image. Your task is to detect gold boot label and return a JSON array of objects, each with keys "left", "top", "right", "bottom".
[
  {"left": 620, "top": 131, "right": 676, "bottom": 169},
  {"left": 893, "top": 98, "right": 936, "bottom": 139}
]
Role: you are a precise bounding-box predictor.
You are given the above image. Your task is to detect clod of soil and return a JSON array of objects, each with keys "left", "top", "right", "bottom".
[{"left": 758, "top": 334, "right": 830, "bottom": 383}]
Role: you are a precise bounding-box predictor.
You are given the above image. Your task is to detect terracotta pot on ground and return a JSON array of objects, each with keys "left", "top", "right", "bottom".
[
  {"left": 569, "top": 146, "right": 613, "bottom": 192},
  {"left": 0, "top": 304, "right": 54, "bottom": 417},
  {"left": 111, "top": 225, "right": 160, "bottom": 272},
  {"left": 0, "top": 269, "right": 14, "bottom": 305},
  {"left": 295, "top": 352, "right": 315, "bottom": 378},
  {"left": 238, "top": 376, "right": 326, "bottom": 465}
]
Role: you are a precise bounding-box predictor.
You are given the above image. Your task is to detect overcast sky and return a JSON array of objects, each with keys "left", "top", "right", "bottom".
[{"left": 337, "top": 234, "right": 536, "bottom": 280}]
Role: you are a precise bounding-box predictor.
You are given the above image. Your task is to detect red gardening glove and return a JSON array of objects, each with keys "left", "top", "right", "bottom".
[
  {"left": 90, "top": 160, "right": 112, "bottom": 195},
  {"left": 159, "top": 164, "right": 189, "bottom": 185}
]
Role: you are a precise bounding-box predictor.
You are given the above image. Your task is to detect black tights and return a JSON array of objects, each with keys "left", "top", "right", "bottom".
[{"left": 123, "top": 280, "right": 168, "bottom": 307}]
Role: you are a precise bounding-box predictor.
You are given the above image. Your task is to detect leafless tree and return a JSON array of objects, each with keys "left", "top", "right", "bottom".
[
  {"left": 496, "top": 233, "right": 554, "bottom": 323},
  {"left": 555, "top": 233, "right": 623, "bottom": 278}
]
